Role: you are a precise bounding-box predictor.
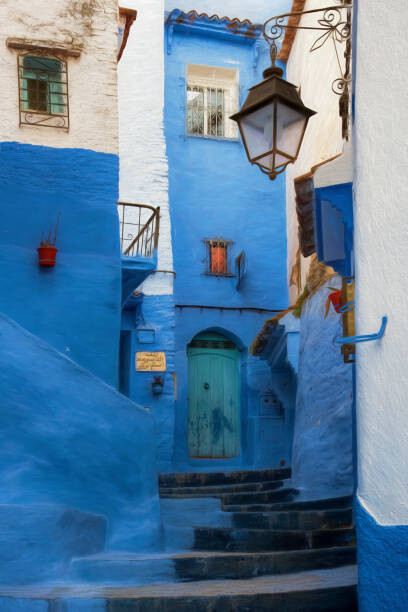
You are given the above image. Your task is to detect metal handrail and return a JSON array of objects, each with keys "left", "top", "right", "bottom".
[{"left": 117, "top": 202, "right": 160, "bottom": 257}]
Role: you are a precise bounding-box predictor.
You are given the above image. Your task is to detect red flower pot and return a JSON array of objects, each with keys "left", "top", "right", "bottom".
[
  {"left": 37, "top": 246, "right": 58, "bottom": 267},
  {"left": 329, "top": 290, "right": 342, "bottom": 313}
]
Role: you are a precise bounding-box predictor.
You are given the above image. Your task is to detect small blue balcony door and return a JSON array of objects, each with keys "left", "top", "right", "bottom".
[{"left": 187, "top": 333, "right": 240, "bottom": 458}]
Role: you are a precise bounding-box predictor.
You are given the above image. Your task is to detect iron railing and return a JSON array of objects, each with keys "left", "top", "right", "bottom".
[{"left": 117, "top": 202, "right": 160, "bottom": 257}]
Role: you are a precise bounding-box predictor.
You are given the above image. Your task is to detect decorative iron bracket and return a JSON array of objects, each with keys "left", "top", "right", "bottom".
[
  {"left": 263, "top": 3, "right": 353, "bottom": 139},
  {"left": 337, "top": 316, "right": 388, "bottom": 345}
]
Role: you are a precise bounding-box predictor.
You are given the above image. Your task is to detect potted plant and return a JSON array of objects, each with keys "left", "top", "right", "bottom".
[{"left": 38, "top": 214, "right": 60, "bottom": 268}]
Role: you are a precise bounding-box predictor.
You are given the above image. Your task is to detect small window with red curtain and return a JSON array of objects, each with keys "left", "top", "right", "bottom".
[{"left": 204, "top": 239, "right": 234, "bottom": 276}]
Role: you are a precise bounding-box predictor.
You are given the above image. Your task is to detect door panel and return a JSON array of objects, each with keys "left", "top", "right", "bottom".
[{"left": 188, "top": 344, "right": 239, "bottom": 458}]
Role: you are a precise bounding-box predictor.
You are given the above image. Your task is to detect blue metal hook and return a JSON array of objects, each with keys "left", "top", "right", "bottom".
[
  {"left": 337, "top": 316, "right": 388, "bottom": 345},
  {"left": 339, "top": 300, "right": 355, "bottom": 314}
]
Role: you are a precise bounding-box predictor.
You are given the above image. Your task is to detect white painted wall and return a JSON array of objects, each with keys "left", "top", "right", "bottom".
[
  {"left": 118, "top": 0, "right": 173, "bottom": 295},
  {"left": 354, "top": 0, "right": 408, "bottom": 525},
  {"left": 0, "top": 0, "right": 118, "bottom": 155},
  {"left": 284, "top": 0, "right": 345, "bottom": 303}
]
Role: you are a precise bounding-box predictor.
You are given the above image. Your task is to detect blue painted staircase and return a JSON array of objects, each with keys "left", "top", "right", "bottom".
[{"left": 15, "top": 467, "right": 358, "bottom": 610}]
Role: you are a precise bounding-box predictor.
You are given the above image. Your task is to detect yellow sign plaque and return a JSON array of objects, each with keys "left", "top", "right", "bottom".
[{"left": 136, "top": 351, "right": 166, "bottom": 372}]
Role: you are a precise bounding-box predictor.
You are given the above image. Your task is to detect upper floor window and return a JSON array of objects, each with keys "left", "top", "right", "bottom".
[
  {"left": 18, "top": 54, "right": 69, "bottom": 129},
  {"left": 186, "top": 64, "right": 238, "bottom": 140}
]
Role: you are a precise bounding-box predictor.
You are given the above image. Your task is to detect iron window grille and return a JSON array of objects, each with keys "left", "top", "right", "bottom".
[
  {"left": 204, "top": 239, "right": 235, "bottom": 277},
  {"left": 186, "top": 65, "right": 239, "bottom": 140},
  {"left": 18, "top": 53, "right": 69, "bottom": 129},
  {"left": 189, "top": 338, "right": 236, "bottom": 350},
  {"left": 187, "top": 86, "right": 227, "bottom": 138}
]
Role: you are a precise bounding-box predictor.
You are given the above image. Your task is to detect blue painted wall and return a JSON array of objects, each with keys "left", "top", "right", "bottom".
[
  {"left": 0, "top": 141, "right": 163, "bottom": 582},
  {"left": 161, "top": 21, "right": 290, "bottom": 471},
  {"left": 165, "top": 30, "right": 287, "bottom": 311},
  {"left": 172, "top": 308, "right": 294, "bottom": 472},
  {"left": 356, "top": 501, "right": 408, "bottom": 611},
  {"left": 0, "top": 312, "right": 161, "bottom": 583},
  {"left": 122, "top": 293, "right": 176, "bottom": 472},
  {"left": 291, "top": 276, "right": 354, "bottom": 500},
  {"left": 121, "top": 19, "right": 292, "bottom": 473},
  {"left": 0, "top": 142, "right": 121, "bottom": 386}
]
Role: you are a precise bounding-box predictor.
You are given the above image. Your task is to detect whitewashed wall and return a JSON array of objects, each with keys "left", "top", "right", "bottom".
[
  {"left": 118, "top": 0, "right": 172, "bottom": 295},
  {"left": 284, "top": 0, "right": 345, "bottom": 304},
  {"left": 0, "top": 0, "right": 118, "bottom": 155},
  {"left": 354, "top": 0, "right": 408, "bottom": 525}
]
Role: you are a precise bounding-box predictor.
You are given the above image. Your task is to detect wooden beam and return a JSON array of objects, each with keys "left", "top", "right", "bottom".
[{"left": 278, "top": 0, "right": 307, "bottom": 62}]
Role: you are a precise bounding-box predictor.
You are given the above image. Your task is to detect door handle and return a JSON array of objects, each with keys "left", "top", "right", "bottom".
[{"left": 203, "top": 382, "right": 210, "bottom": 390}]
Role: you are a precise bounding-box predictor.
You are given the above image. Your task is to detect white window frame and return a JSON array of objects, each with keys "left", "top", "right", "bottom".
[{"left": 186, "top": 70, "right": 239, "bottom": 140}]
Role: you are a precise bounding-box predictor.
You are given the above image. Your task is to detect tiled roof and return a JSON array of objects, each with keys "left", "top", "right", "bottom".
[
  {"left": 118, "top": 7, "right": 137, "bottom": 61},
  {"left": 172, "top": 9, "right": 254, "bottom": 26},
  {"left": 166, "top": 9, "right": 262, "bottom": 39}
]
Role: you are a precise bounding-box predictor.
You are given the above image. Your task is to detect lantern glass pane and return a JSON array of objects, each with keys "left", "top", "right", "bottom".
[
  {"left": 252, "top": 152, "right": 289, "bottom": 173},
  {"left": 275, "top": 101, "right": 307, "bottom": 159},
  {"left": 240, "top": 101, "right": 276, "bottom": 161}
]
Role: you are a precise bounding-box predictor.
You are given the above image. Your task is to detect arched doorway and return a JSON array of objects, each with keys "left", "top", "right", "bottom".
[{"left": 187, "top": 332, "right": 240, "bottom": 458}]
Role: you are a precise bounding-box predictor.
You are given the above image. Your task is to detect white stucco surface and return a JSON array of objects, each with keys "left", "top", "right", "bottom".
[
  {"left": 0, "top": 0, "right": 119, "bottom": 155},
  {"left": 354, "top": 0, "right": 408, "bottom": 525},
  {"left": 118, "top": 0, "right": 173, "bottom": 295},
  {"left": 283, "top": 0, "right": 346, "bottom": 303}
]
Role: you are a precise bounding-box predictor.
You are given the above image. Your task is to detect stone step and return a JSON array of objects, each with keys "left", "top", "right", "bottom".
[
  {"left": 193, "top": 526, "right": 356, "bottom": 553},
  {"left": 68, "top": 546, "right": 356, "bottom": 585},
  {"left": 158, "top": 467, "right": 291, "bottom": 489},
  {"left": 173, "top": 547, "right": 357, "bottom": 582},
  {"left": 0, "top": 566, "right": 358, "bottom": 611},
  {"left": 159, "top": 479, "right": 285, "bottom": 497},
  {"left": 223, "top": 494, "right": 353, "bottom": 513},
  {"left": 221, "top": 487, "right": 299, "bottom": 507},
  {"left": 231, "top": 508, "right": 353, "bottom": 531}
]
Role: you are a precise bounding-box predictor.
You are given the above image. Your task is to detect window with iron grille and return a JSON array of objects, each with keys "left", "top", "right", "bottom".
[
  {"left": 18, "top": 54, "right": 69, "bottom": 129},
  {"left": 204, "top": 239, "right": 234, "bottom": 277},
  {"left": 186, "top": 64, "right": 238, "bottom": 140}
]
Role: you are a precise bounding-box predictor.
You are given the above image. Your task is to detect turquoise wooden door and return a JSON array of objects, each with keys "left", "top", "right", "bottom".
[{"left": 187, "top": 333, "right": 240, "bottom": 458}]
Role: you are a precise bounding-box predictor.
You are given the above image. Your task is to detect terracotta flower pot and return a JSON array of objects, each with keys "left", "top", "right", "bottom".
[
  {"left": 329, "top": 289, "right": 342, "bottom": 313},
  {"left": 37, "top": 246, "right": 58, "bottom": 267}
]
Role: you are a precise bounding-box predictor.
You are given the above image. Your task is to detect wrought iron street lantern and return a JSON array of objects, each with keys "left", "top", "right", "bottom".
[
  {"left": 231, "top": 3, "right": 352, "bottom": 180},
  {"left": 231, "top": 45, "right": 315, "bottom": 181}
]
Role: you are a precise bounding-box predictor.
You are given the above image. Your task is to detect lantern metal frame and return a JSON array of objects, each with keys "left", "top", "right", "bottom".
[
  {"left": 264, "top": 3, "right": 353, "bottom": 138},
  {"left": 231, "top": 2, "right": 353, "bottom": 180},
  {"left": 231, "top": 44, "right": 316, "bottom": 180}
]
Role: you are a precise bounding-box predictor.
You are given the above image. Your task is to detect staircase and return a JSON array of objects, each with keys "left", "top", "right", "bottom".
[
  {"left": 156, "top": 467, "right": 358, "bottom": 610},
  {"left": 0, "top": 467, "right": 357, "bottom": 609},
  {"left": 61, "top": 467, "right": 356, "bottom": 610}
]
